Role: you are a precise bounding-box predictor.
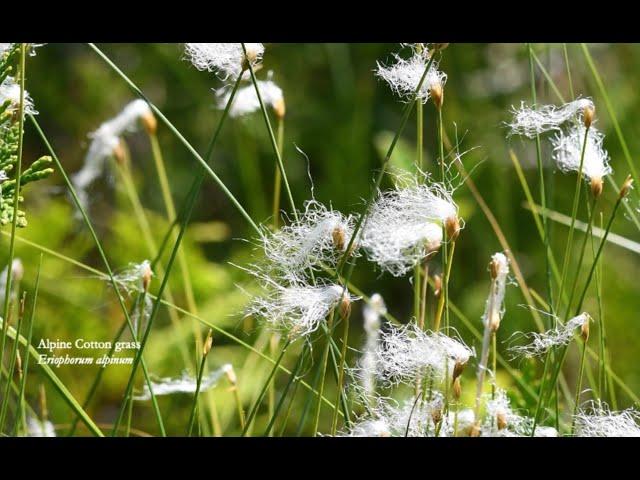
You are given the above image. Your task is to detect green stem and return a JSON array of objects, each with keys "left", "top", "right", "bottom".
[
  {"left": 433, "top": 241, "right": 455, "bottom": 332},
  {"left": 242, "top": 44, "right": 297, "bottom": 221},
  {"left": 187, "top": 339, "right": 209, "bottom": 436},
  {"left": 312, "top": 312, "right": 334, "bottom": 437},
  {"left": 0, "top": 43, "right": 26, "bottom": 386},
  {"left": 242, "top": 339, "right": 291, "bottom": 436},
  {"left": 571, "top": 340, "right": 588, "bottom": 435},
  {"left": 13, "top": 255, "right": 40, "bottom": 436},
  {"left": 565, "top": 197, "right": 598, "bottom": 318},
  {"left": 263, "top": 344, "right": 308, "bottom": 436},
  {"left": 29, "top": 114, "right": 165, "bottom": 436},
  {"left": 87, "top": 43, "right": 260, "bottom": 235},
  {"left": 556, "top": 125, "right": 590, "bottom": 314},
  {"left": 0, "top": 292, "right": 24, "bottom": 431},
  {"left": 331, "top": 309, "right": 351, "bottom": 435},
  {"left": 272, "top": 116, "right": 284, "bottom": 228},
  {"left": 528, "top": 43, "right": 554, "bottom": 315}
]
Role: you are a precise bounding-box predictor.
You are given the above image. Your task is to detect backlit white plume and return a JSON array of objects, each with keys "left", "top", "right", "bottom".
[
  {"left": 0, "top": 76, "right": 37, "bottom": 116},
  {"left": 552, "top": 125, "right": 612, "bottom": 182},
  {"left": 574, "top": 401, "right": 640, "bottom": 437},
  {"left": 134, "top": 366, "right": 228, "bottom": 401},
  {"left": 217, "top": 74, "right": 283, "bottom": 118},
  {"left": 374, "top": 323, "right": 473, "bottom": 386},
  {"left": 258, "top": 200, "right": 358, "bottom": 282},
  {"left": 184, "top": 43, "right": 264, "bottom": 81},
  {"left": 510, "top": 312, "right": 590, "bottom": 358},
  {"left": 507, "top": 98, "right": 594, "bottom": 138},
  {"left": 246, "top": 281, "right": 357, "bottom": 340},
  {"left": 361, "top": 176, "right": 457, "bottom": 277},
  {"left": 376, "top": 50, "right": 447, "bottom": 104}
]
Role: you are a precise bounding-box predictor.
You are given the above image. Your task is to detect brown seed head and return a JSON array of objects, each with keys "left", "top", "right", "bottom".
[
  {"left": 332, "top": 226, "right": 346, "bottom": 252},
  {"left": 141, "top": 111, "right": 157, "bottom": 135},
  {"left": 590, "top": 176, "right": 603, "bottom": 198},
  {"left": 433, "top": 274, "right": 442, "bottom": 297},
  {"left": 619, "top": 174, "right": 634, "bottom": 200},
  {"left": 583, "top": 104, "right": 595, "bottom": 129},
  {"left": 497, "top": 412, "right": 508, "bottom": 431},
  {"left": 431, "top": 82, "right": 444, "bottom": 110},
  {"left": 203, "top": 330, "right": 214, "bottom": 356},
  {"left": 445, "top": 215, "right": 460, "bottom": 241},
  {"left": 581, "top": 317, "right": 590, "bottom": 342},
  {"left": 452, "top": 376, "right": 461, "bottom": 400},
  {"left": 142, "top": 264, "right": 153, "bottom": 292},
  {"left": 431, "top": 408, "right": 443, "bottom": 426},
  {"left": 339, "top": 292, "right": 352, "bottom": 319},
  {"left": 453, "top": 359, "right": 467, "bottom": 381},
  {"left": 273, "top": 97, "right": 286, "bottom": 119},
  {"left": 489, "top": 310, "right": 501, "bottom": 333},
  {"left": 469, "top": 421, "right": 481, "bottom": 437}
]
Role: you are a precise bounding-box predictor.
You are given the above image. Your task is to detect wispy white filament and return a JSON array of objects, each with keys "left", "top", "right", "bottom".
[
  {"left": 552, "top": 125, "right": 612, "bottom": 182},
  {"left": 376, "top": 51, "right": 447, "bottom": 104},
  {"left": 217, "top": 74, "right": 283, "bottom": 118},
  {"left": 574, "top": 401, "right": 640, "bottom": 437},
  {"left": 246, "top": 281, "right": 356, "bottom": 340},
  {"left": 510, "top": 312, "right": 589, "bottom": 358},
  {"left": 257, "top": 200, "right": 358, "bottom": 282},
  {"left": 72, "top": 99, "right": 153, "bottom": 211},
  {"left": 113, "top": 260, "right": 152, "bottom": 296},
  {"left": 507, "top": 98, "right": 594, "bottom": 138},
  {"left": 0, "top": 76, "right": 37, "bottom": 116},
  {"left": 361, "top": 176, "right": 456, "bottom": 277},
  {"left": 375, "top": 323, "right": 473, "bottom": 386},
  {"left": 134, "top": 366, "right": 228, "bottom": 401},
  {"left": 184, "top": 43, "right": 264, "bottom": 81}
]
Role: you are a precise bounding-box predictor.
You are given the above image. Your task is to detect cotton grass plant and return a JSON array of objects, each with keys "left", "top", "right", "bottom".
[{"left": 0, "top": 42, "right": 639, "bottom": 438}]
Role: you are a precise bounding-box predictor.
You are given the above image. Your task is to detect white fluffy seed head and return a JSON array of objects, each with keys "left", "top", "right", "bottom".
[
  {"left": 361, "top": 177, "right": 457, "bottom": 277},
  {"left": 184, "top": 43, "right": 264, "bottom": 81},
  {"left": 481, "top": 389, "right": 534, "bottom": 437},
  {"left": 111, "top": 260, "right": 153, "bottom": 297},
  {"left": 0, "top": 76, "right": 37, "bottom": 116},
  {"left": 133, "top": 366, "right": 227, "bottom": 401},
  {"left": 574, "top": 401, "right": 640, "bottom": 437},
  {"left": 376, "top": 50, "right": 447, "bottom": 104},
  {"left": 342, "top": 393, "right": 448, "bottom": 437},
  {"left": 339, "top": 417, "right": 391, "bottom": 437},
  {"left": 510, "top": 312, "right": 590, "bottom": 358},
  {"left": 246, "top": 282, "right": 357, "bottom": 341},
  {"left": 374, "top": 323, "right": 473, "bottom": 386},
  {"left": 25, "top": 417, "right": 56, "bottom": 437},
  {"left": 217, "top": 74, "right": 284, "bottom": 118},
  {"left": 552, "top": 125, "right": 612, "bottom": 184},
  {"left": 507, "top": 98, "right": 594, "bottom": 138},
  {"left": 258, "top": 200, "right": 358, "bottom": 283}
]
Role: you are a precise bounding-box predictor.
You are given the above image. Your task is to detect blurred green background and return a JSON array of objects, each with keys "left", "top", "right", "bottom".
[{"left": 6, "top": 43, "right": 640, "bottom": 435}]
